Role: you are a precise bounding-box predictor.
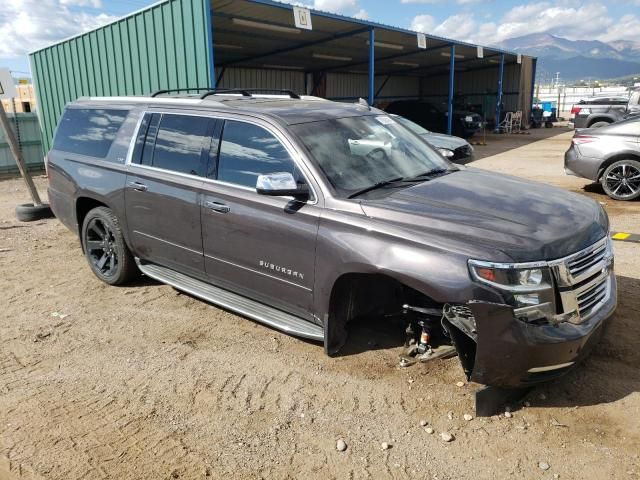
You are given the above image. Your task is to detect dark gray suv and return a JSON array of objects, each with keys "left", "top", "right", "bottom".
[{"left": 47, "top": 91, "right": 616, "bottom": 390}]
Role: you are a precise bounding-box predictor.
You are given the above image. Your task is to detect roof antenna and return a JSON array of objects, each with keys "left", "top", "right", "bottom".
[{"left": 357, "top": 98, "right": 371, "bottom": 110}]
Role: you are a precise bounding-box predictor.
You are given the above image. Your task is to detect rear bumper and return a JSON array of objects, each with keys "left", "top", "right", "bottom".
[
  {"left": 564, "top": 146, "right": 601, "bottom": 181},
  {"left": 467, "top": 271, "right": 616, "bottom": 388}
]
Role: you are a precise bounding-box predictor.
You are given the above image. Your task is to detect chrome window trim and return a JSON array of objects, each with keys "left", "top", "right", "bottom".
[{"left": 124, "top": 110, "right": 320, "bottom": 205}]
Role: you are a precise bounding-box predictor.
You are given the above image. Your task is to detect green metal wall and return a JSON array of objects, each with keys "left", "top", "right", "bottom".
[
  {"left": 29, "top": 0, "right": 213, "bottom": 153},
  {"left": 0, "top": 113, "right": 43, "bottom": 173}
]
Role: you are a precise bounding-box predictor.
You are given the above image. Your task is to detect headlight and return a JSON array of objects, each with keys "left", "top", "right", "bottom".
[
  {"left": 437, "top": 148, "right": 454, "bottom": 158},
  {"left": 468, "top": 260, "right": 556, "bottom": 310}
]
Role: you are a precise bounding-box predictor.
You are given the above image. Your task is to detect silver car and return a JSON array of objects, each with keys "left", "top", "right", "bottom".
[
  {"left": 565, "top": 117, "right": 640, "bottom": 201},
  {"left": 392, "top": 115, "right": 474, "bottom": 162}
]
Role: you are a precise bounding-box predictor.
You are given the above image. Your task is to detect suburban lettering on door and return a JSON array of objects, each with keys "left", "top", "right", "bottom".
[{"left": 259, "top": 260, "right": 304, "bottom": 280}]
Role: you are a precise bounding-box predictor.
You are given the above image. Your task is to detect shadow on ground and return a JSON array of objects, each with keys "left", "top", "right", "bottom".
[{"left": 465, "top": 124, "right": 572, "bottom": 163}]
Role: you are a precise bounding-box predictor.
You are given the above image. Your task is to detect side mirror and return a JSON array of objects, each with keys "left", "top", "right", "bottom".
[{"left": 256, "top": 172, "right": 309, "bottom": 200}]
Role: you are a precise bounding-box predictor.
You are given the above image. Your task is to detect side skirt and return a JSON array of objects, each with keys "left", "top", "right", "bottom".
[{"left": 136, "top": 259, "right": 325, "bottom": 342}]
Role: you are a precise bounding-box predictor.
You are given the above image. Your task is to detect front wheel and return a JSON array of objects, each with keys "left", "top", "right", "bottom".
[
  {"left": 589, "top": 121, "right": 610, "bottom": 128},
  {"left": 601, "top": 160, "right": 640, "bottom": 201},
  {"left": 81, "top": 206, "right": 139, "bottom": 285}
]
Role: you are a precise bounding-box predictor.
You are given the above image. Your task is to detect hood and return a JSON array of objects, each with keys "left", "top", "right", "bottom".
[
  {"left": 420, "top": 132, "right": 469, "bottom": 151},
  {"left": 360, "top": 168, "right": 607, "bottom": 262}
]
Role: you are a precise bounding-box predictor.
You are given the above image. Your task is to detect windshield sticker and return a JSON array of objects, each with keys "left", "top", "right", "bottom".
[{"left": 375, "top": 115, "right": 396, "bottom": 125}]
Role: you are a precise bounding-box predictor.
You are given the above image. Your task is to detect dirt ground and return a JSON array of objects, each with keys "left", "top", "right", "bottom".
[{"left": 1, "top": 128, "right": 639, "bottom": 480}]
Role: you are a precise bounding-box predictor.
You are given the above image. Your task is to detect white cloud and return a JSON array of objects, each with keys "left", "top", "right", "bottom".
[
  {"left": 279, "top": 0, "right": 367, "bottom": 19},
  {"left": 410, "top": 14, "right": 436, "bottom": 33},
  {"left": 353, "top": 9, "right": 369, "bottom": 20},
  {"left": 0, "top": 0, "right": 117, "bottom": 58},
  {"left": 409, "top": 2, "right": 639, "bottom": 45},
  {"left": 59, "top": 0, "right": 102, "bottom": 7}
]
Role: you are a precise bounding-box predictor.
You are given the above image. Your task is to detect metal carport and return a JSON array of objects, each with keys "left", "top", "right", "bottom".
[{"left": 30, "top": 0, "right": 536, "bottom": 152}]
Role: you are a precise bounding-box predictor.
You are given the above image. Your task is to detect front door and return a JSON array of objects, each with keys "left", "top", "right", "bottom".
[
  {"left": 125, "top": 111, "right": 214, "bottom": 278},
  {"left": 200, "top": 117, "right": 321, "bottom": 321}
]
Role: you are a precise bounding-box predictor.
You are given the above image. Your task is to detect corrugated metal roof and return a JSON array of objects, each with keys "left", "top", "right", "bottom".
[{"left": 30, "top": 0, "right": 531, "bottom": 61}]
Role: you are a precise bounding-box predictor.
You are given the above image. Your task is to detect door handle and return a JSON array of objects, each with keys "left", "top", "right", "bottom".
[
  {"left": 204, "top": 201, "right": 230, "bottom": 214},
  {"left": 127, "top": 181, "right": 148, "bottom": 192}
]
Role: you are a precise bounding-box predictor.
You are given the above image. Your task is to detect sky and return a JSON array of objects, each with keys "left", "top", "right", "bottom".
[{"left": 2, "top": 0, "right": 640, "bottom": 77}]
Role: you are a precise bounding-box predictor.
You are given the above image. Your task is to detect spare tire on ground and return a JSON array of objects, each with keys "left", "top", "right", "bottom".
[{"left": 15, "top": 203, "right": 54, "bottom": 222}]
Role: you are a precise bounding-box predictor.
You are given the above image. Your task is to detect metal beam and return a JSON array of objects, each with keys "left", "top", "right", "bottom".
[
  {"left": 216, "top": 67, "right": 226, "bottom": 86},
  {"left": 494, "top": 53, "right": 505, "bottom": 132},
  {"left": 368, "top": 27, "right": 375, "bottom": 106},
  {"left": 308, "top": 43, "right": 450, "bottom": 75},
  {"left": 218, "top": 26, "right": 370, "bottom": 67},
  {"left": 376, "top": 75, "right": 390, "bottom": 97},
  {"left": 204, "top": 0, "right": 216, "bottom": 88},
  {"left": 447, "top": 45, "right": 455, "bottom": 135},
  {"left": 529, "top": 58, "right": 537, "bottom": 113},
  {"left": 375, "top": 52, "right": 502, "bottom": 78}
]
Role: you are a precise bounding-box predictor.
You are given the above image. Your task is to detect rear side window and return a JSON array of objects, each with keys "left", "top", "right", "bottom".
[
  {"left": 53, "top": 108, "right": 128, "bottom": 158},
  {"left": 216, "top": 120, "right": 298, "bottom": 188},
  {"left": 148, "top": 114, "right": 210, "bottom": 176}
]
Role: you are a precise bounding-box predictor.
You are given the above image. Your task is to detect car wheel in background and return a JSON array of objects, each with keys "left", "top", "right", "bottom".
[
  {"left": 81, "top": 206, "right": 139, "bottom": 285},
  {"left": 589, "top": 121, "right": 611, "bottom": 128},
  {"left": 601, "top": 160, "right": 640, "bottom": 201},
  {"left": 15, "top": 203, "right": 54, "bottom": 222}
]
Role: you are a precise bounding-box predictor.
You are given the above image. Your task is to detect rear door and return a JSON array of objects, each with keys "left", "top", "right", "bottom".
[
  {"left": 125, "top": 111, "right": 215, "bottom": 278},
  {"left": 200, "top": 116, "right": 321, "bottom": 320}
]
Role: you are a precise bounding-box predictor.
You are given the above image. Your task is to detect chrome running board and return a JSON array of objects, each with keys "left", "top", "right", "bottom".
[{"left": 136, "top": 260, "right": 324, "bottom": 342}]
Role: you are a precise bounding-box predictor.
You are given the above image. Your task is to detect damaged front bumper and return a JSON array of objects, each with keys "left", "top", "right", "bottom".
[{"left": 446, "top": 271, "right": 617, "bottom": 388}]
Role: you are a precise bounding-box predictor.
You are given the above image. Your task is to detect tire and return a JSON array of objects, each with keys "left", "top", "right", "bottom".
[
  {"left": 15, "top": 203, "right": 54, "bottom": 222},
  {"left": 81, "top": 206, "right": 139, "bottom": 285},
  {"left": 600, "top": 160, "right": 640, "bottom": 201},
  {"left": 589, "top": 121, "right": 610, "bottom": 129}
]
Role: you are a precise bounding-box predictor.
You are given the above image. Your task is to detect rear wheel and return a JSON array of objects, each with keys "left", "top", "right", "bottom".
[
  {"left": 81, "top": 206, "right": 138, "bottom": 285},
  {"left": 590, "top": 121, "right": 610, "bottom": 128},
  {"left": 601, "top": 160, "right": 640, "bottom": 201}
]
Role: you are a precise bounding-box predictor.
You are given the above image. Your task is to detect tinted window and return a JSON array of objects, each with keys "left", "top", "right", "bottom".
[
  {"left": 216, "top": 120, "right": 297, "bottom": 188},
  {"left": 53, "top": 108, "right": 127, "bottom": 158},
  {"left": 151, "top": 114, "right": 209, "bottom": 176}
]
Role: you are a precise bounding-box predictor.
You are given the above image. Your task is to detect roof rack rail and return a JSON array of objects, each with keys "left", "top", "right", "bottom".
[
  {"left": 240, "top": 89, "right": 301, "bottom": 99},
  {"left": 200, "top": 88, "right": 252, "bottom": 99},
  {"left": 150, "top": 87, "right": 213, "bottom": 97},
  {"left": 199, "top": 88, "right": 301, "bottom": 100}
]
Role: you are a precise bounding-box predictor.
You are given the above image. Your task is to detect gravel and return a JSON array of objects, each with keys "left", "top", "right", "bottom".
[{"left": 440, "top": 432, "right": 454, "bottom": 443}]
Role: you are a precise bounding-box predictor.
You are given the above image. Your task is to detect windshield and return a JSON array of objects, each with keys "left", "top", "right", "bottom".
[
  {"left": 291, "top": 115, "right": 451, "bottom": 198},
  {"left": 392, "top": 115, "right": 430, "bottom": 135}
]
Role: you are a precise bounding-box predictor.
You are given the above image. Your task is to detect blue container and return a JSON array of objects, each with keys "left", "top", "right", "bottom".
[{"left": 540, "top": 101, "right": 553, "bottom": 113}]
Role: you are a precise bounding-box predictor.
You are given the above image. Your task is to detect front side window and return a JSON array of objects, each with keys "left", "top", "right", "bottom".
[
  {"left": 53, "top": 108, "right": 128, "bottom": 158},
  {"left": 216, "top": 120, "right": 299, "bottom": 188},
  {"left": 151, "top": 114, "right": 210, "bottom": 176},
  {"left": 291, "top": 114, "right": 452, "bottom": 198}
]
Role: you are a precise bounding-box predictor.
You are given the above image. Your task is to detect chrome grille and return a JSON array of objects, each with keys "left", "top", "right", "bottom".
[
  {"left": 550, "top": 236, "right": 613, "bottom": 323},
  {"left": 567, "top": 241, "right": 607, "bottom": 283}
]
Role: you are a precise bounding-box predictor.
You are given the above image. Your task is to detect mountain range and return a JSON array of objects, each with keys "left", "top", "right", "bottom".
[{"left": 496, "top": 33, "right": 640, "bottom": 82}]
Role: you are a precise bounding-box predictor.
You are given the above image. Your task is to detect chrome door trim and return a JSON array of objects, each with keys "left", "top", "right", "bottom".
[
  {"left": 133, "top": 230, "right": 202, "bottom": 255},
  {"left": 204, "top": 253, "right": 312, "bottom": 292}
]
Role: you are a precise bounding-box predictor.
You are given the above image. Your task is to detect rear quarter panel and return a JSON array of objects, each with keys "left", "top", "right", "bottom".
[{"left": 47, "top": 104, "right": 142, "bottom": 241}]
